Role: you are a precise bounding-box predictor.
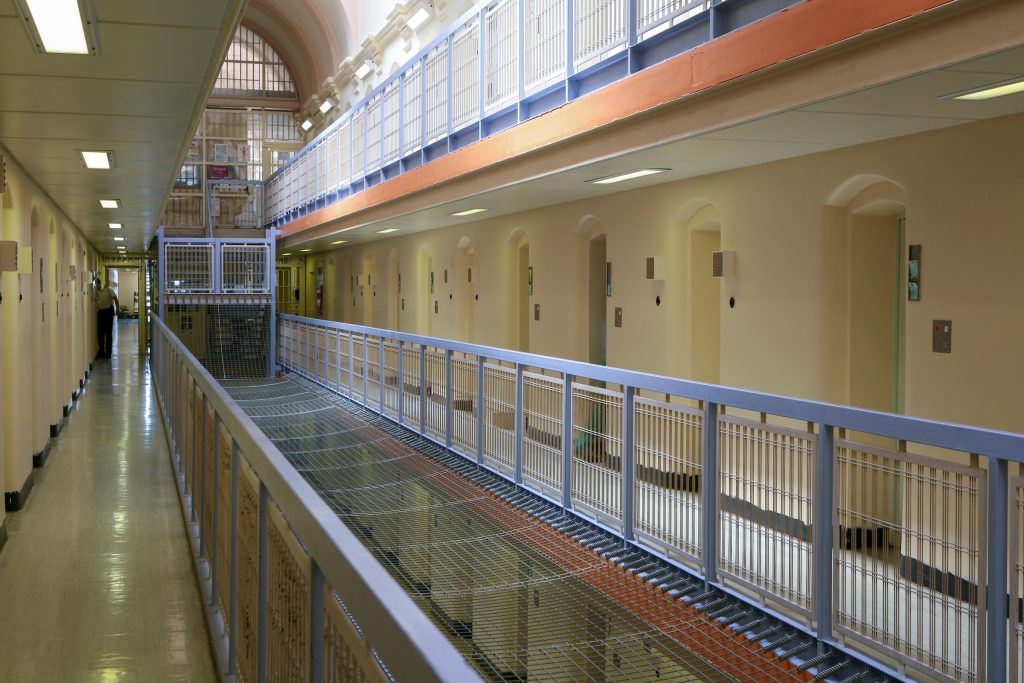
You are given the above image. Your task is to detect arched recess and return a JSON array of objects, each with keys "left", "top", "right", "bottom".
[
  {"left": 578, "top": 216, "right": 608, "bottom": 366},
  {"left": 455, "top": 237, "right": 476, "bottom": 342},
  {"left": 829, "top": 176, "right": 908, "bottom": 414},
  {"left": 387, "top": 248, "right": 400, "bottom": 331},
  {"left": 361, "top": 252, "right": 375, "bottom": 327},
  {"left": 507, "top": 229, "right": 529, "bottom": 351},
  {"left": 684, "top": 203, "right": 722, "bottom": 384}
]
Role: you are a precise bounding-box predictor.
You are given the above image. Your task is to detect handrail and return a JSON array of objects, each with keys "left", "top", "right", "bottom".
[
  {"left": 150, "top": 314, "right": 482, "bottom": 682},
  {"left": 278, "top": 313, "right": 1024, "bottom": 462},
  {"left": 277, "top": 311, "right": 1017, "bottom": 682}
]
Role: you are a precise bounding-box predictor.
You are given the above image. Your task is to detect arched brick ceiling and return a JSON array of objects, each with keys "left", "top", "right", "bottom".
[{"left": 244, "top": 0, "right": 353, "bottom": 102}]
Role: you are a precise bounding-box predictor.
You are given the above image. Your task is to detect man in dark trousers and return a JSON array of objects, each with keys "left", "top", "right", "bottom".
[{"left": 94, "top": 277, "right": 119, "bottom": 358}]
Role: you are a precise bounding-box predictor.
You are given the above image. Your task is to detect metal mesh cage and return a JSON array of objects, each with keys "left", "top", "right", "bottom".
[
  {"left": 221, "top": 244, "right": 270, "bottom": 294},
  {"left": 164, "top": 243, "right": 215, "bottom": 293}
]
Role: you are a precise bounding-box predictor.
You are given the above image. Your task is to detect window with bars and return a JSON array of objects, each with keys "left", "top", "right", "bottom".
[{"left": 214, "top": 25, "right": 298, "bottom": 100}]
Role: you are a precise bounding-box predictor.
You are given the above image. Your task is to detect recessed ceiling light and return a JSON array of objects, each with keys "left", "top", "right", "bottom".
[
  {"left": 331, "top": 240, "right": 347, "bottom": 245},
  {"left": 281, "top": 252, "right": 291, "bottom": 256},
  {"left": 376, "top": 228, "right": 400, "bottom": 234},
  {"left": 451, "top": 209, "right": 488, "bottom": 217},
  {"left": 300, "top": 248, "right": 311, "bottom": 252},
  {"left": 108, "top": 223, "right": 122, "bottom": 230},
  {"left": 355, "top": 61, "right": 373, "bottom": 80},
  {"left": 319, "top": 99, "right": 334, "bottom": 114},
  {"left": 407, "top": 7, "right": 431, "bottom": 31},
  {"left": 80, "top": 150, "right": 113, "bottom": 169},
  {"left": 113, "top": 237, "right": 125, "bottom": 242},
  {"left": 22, "top": 0, "right": 90, "bottom": 54},
  {"left": 301, "top": 119, "right": 313, "bottom": 131},
  {"left": 588, "top": 168, "right": 670, "bottom": 185},
  {"left": 943, "top": 76, "right": 1024, "bottom": 101},
  {"left": 99, "top": 199, "right": 120, "bottom": 209}
]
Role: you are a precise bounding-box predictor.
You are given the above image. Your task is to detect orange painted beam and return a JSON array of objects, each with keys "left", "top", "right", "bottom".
[{"left": 280, "top": 0, "right": 955, "bottom": 241}]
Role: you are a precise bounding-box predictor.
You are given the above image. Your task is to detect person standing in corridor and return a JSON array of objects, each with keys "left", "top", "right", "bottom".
[{"left": 94, "top": 277, "right": 119, "bottom": 359}]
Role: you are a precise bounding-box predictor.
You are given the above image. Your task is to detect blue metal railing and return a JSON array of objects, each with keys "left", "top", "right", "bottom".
[
  {"left": 265, "top": 0, "right": 802, "bottom": 228},
  {"left": 278, "top": 312, "right": 1022, "bottom": 683}
]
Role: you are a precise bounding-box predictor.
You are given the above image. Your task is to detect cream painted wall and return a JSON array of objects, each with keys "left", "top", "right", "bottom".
[
  {"left": 0, "top": 149, "right": 99, "bottom": 502},
  {"left": 297, "top": 113, "right": 1024, "bottom": 436}
]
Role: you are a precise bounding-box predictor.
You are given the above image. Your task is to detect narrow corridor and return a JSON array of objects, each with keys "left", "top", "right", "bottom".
[{"left": 0, "top": 321, "right": 215, "bottom": 682}]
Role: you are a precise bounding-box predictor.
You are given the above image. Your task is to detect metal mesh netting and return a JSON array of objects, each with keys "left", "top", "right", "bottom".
[
  {"left": 164, "top": 303, "right": 271, "bottom": 379},
  {"left": 222, "top": 375, "right": 810, "bottom": 683}
]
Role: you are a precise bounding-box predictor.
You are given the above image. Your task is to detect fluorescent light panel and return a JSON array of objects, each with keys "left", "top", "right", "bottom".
[
  {"left": 80, "top": 150, "right": 112, "bottom": 169},
  {"left": 945, "top": 76, "right": 1024, "bottom": 101},
  {"left": 108, "top": 223, "right": 122, "bottom": 229},
  {"left": 408, "top": 7, "right": 431, "bottom": 31},
  {"left": 331, "top": 240, "right": 347, "bottom": 245},
  {"left": 376, "top": 228, "right": 399, "bottom": 234},
  {"left": 451, "top": 208, "right": 488, "bottom": 217},
  {"left": 113, "top": 237, "right": 124, "bottom": 242},
  {"left": 300, "top": 248, "right": 311, "bottom": 252},
  {"left": 24, "top": 0, "right": 89, "bottom": 54},
  {"left": 301, "top": 119, "right": 313, "bottom": 131},
  {"left": 99, "top": 199, "right": 120, "bottom": 209},
  {"left": 281, "top": 252, "right": 291, "bottom": 256},
  {"left": 319, "top": 99, "right": 334, "bottom": 114},
  {"left": 589, "top": 168, "right": 669, "bottom": 185}
]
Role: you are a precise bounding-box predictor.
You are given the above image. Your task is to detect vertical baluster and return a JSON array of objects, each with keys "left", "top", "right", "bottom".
[
  {"left": 987, "top": 457, "right": 1007, "bottom": 682},
  {"left": 445, "top": 350, "right": 454, "bottom": 449},
  {"left": 514, "top": 364, "right": 524, "bottom": 485},
  {"left": 399, "top": 341, "right": 406, "bottom": 425},
  {"left": 419, "top": 345, "right": 427, "bottom": 436},
  {"left": 257, "top": 482, "right": 269, "bottom": 683},
  {"left": 702, "top": 401, "right": 718, "bottom": 583},
  {"left": 813, "top": 423, "right": 834, "bottom": 641},
  {"left": 622, "top": 385, "right": 635, "bottom": 540},
  {"left": 211, "top": 413, "right": 220, "bottom": 607},
  {"left": 380, "top": 337, "right": 386, "bottom": 414},
  {"left": 309, "top": 560, "right": 325, "bottom": 683},
  {"left": 228, "top": 440, "right": 240, "bottom": 676},
  {"left": 561, "top": 373, "right": 574, "bottom": 508},
  {"left": 199, "top": 394, "right": 208, "bottom": 556}
]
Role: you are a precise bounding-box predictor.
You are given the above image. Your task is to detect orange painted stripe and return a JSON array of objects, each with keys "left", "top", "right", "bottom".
[{"left": 280, "top": 0, "right": 954, "bottom": 241}]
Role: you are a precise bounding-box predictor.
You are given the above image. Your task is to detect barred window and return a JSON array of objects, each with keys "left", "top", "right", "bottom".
[{"left": 214, "top": 26, "right": 297, "bottom": 100}]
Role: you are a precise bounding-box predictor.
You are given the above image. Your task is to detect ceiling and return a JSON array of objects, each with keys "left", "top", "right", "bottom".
[
  {"left": 284, "top": 44, "right": 1024, "bottom": 252},
  {"left": 0, "top": 0, "right": 244, "bottom": 253}
]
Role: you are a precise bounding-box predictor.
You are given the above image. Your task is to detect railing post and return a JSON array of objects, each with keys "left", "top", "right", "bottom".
[
  {"left": 362, "top": 335, "right": 368, "bottom": 405},
  {"left": 379, "top": 336, "right": 386, "bottom": 414},
  {"left": 813, "top": 423, "right": 835, "bottom": 641},
  {"left": 987, "top": 456, "right": 1009, "bottom": 682},
  {"left": 701, "top": 401, "right": 719, "bottom": 583},
  {"left": 445, "top": 349, "right": 454, "bottom": 449},
  {"left": 257, "top": 481, "right": 269, "bottom": 683},
  {"left": 309, "top": 559, "right": 326, "bottom": 683},
  {"left": 561, "top": 373, "right": 573, "bottom": 509},
  {"left": 622, "top": 385, "right": 635, "bottom": 541},
  {"left": 191, "top": 377, "right": 198, "bottom": 522},
  {"left": 228, "top": 440, "right": 239, "bottom": 676},
  {"left": 476, "top": 355, "right": 485, "bottom": 464},
  {"left": 348, "top": 333, "right": 354, "bottom": 397},
  {"left": 199, "top": 393, "right": 208, "bottom": 557},
  {"left": 210, "top": 412, "right": 220, "bottom": 608},
  {"left": 398, "top": 341, "right": 406, "bottom": 425},
  {"left": 336, "top": 332, "right": 342, "bottom": 391},
  {"left": 514, "top": 363, "right": 524, "bottom": 485},
  {"left": 419, "top": 345, "right": 426, "bottom": 436}
]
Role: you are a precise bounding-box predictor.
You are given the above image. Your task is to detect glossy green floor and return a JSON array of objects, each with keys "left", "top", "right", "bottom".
[{"left": 0, "top": 321, "right": 216, "bottom": 682}]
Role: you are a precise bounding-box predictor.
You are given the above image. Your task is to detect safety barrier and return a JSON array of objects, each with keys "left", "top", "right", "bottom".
[
  {"left": 151, "top": 315, "right": 482, "bottom": 682},
  {"left": 265, "top": 0, "right": 791, "bottom": 227},
  {"left": 278, "top": 313, "right": 1024, "bottom": 683}
]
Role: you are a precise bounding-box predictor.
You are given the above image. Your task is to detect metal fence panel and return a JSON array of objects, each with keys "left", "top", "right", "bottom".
[
  {"left": 221, "top": 243, "right": 271, "bottom": 294},
  {"left": 525, "top": 0, "right": 567, "bottom": 94},
  {"left": 382, "top": 82, "right": 401, "bottom": 167},
  {"left": 451, "top": 19, "right": 481, "bottom": 131},
  {"left": 637, "top": 0, "right": 709, "bottom": 36},
  {"left": 402, "top": 62, "right": 424, "bottom": 157},
  {"left": 425, "top": 44, "right": 448, "bottom": 144},
  {"left": 573, "top": 0, "right": 627, "bottom": 71},
  {"left": 366, "top": 95, "right": 383, "bottom": 175},
  {"left": 164, "top": 242, "right": 215, "bottom": 293},
  {"left": 485, "top": 0, "right": 519, "bottom": 113}
]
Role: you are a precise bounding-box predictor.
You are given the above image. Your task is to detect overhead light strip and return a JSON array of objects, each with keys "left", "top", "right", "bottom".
[
  {"left": 451, "top": 209, "right": 488, "bottom": 217},
  {"left": 17, "top": 0, "right": 99, "bottom": 55},
  {"left": 80, "top": 150, "right": 113, "bottom": 169},
  {"left": 587, "top": 168, "right": 670, "bottom": 185},
  {"left": 942, "top": 76, "right": 1024, "bottom": 101}
]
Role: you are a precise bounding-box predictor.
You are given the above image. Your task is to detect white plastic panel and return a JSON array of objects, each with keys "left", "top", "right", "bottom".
[
  {"left": 424, "top": 43, "right": 449, "bottom": 143},
  {"left": 573, "top": 0, "right": 627, "bottom": 70},
  {"left": 485, "top": 0, "right": 519, "bottom": 113},
  {"left": 402, "top": 62, "right": 424, "bottom": 156},
  {"left": 382, "top": 81, "right": 401, "bottom": 167},
  {"left": 452, "top": 19, "right": 481, "bottom": 131},
  {"left": 525, "top": 0, "right": 567, "bottom": 94}
]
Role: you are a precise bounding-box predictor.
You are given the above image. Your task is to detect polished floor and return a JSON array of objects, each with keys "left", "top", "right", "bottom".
[{"left": 0, "top": 321, "right": 216, "bottom": 682}]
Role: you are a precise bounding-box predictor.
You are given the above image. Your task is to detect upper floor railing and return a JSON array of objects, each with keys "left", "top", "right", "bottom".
[
  {"left": 277, "top": 312, "right": 1024, "bottom": 683},
  {"left": 265, "top": 0, "right": 801, "bottom": 228},
  {"left": 150, "top": 314, "right": 483, "bottom": 682}
]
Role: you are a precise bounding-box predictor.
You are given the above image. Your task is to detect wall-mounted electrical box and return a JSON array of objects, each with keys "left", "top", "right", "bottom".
[
  {"left": 0, "top": 240, "right": 17, "bottom": 272},
  {"left": 932, "top": 320, "right": 952, "bottom": 354},
  {"left": 17, "top": 247, "right": 32, "bottom": 274},
  {"left": 645, "top": 256, "right": 664, "bottom": 281},
  {"left": 712, "top": 251, "right": 736, "bottom": 278}
]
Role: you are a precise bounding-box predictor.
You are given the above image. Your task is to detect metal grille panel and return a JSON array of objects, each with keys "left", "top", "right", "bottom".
[
  {"left": 638, "top": 0, "right": 709, "bottom": 35},
  {"left": 485, "top": 0, "right": 518, "bottom": 113},
  {"left": 425, "top": 45, "right": 448, "bottom": 143},
  {"left": 573, "top": 0, "right": 628, "bottom": 70},
  {"left": 366, "top": 95, "right": 383, "bottom": 174},
  {"left": 221, "top": 243, "right": 270, "bottom": 294},
  {"left": 402, "top": 63, "right": 424, "bottom": 156},
  {"left": 164, "top": 243, "right": 214, "bottom": 293},
  {"left": 382, "top": 82, "right": 401, "bottom": 167},
  {"left": 525, "top": 0, "right": 567, "bottom": 93}
]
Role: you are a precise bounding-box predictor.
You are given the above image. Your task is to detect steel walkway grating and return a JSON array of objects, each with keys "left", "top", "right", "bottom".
[{"left": 222, "top": 375, "right": 878, "bottom": 683}]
